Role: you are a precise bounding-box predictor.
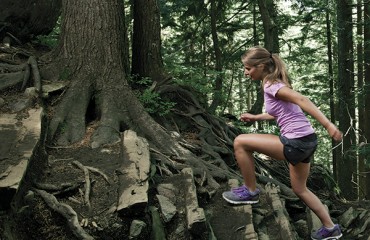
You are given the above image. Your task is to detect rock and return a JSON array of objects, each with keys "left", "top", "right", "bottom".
[
  {"left": 182, "top": 168, "right": 207, "bottom": 235},
  {"left": 227, "top": 179, "right": 258, "bottom": 239},
  {"left": 157, "top": 183, "right": 177, "bottom": 201},
  {"left": 265, "top": 183, "right": 298, "bottom": 239},
  {"left": 156, "top": 194, "right": 177, "bottom": 223},
  {"left": 117, "top": 130, "right": 150, "bottom": 215},
  {"left": 307, "top": 204, "right": 329, "bottom": 231},
  {"left": 24, "top": 82, "right": 67, "bottom": 98},
  {"left": 0, "top": 108, "right": 41, "bottom": 210},
  {"left": 9, "top": 98, "right": 33, "bottom": 113},
  {"left": 339, "top": 206, "right": 360, "bottom": 228},
  {"left": 129, "top": 220, "right": 146, "bottom": 239}
]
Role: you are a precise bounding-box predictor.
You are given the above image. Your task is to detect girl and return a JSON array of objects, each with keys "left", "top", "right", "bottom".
[{"left": 222, "top": 46, "right": 343, "bottom": 240}]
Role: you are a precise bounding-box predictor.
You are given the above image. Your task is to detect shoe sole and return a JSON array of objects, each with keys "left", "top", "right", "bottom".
[
  {"left": 222, "top": 194, "right": 259, "bottom": 204},
  {"left": 311, "top": 233, "right": 343, "bottom": 240}
]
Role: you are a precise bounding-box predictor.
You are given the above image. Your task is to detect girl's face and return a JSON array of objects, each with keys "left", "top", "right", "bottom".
[{"left": 243, "top": 63, "right": 265, "bottom": 81}]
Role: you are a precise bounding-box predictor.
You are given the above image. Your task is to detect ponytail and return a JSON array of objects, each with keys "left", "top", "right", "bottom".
[{"left": 241, "top": 46, "right": 291, "bottom": 88}]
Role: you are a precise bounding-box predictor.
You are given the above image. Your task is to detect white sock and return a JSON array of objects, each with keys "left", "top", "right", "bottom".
[{"left": 326, "top": 225, "right": 335, "bottom": 230}]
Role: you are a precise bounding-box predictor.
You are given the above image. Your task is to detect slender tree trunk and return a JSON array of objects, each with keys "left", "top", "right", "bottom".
[
  {"left": 363, "top": 0, "right": 370, "bottom": 199},
  {"left": 357, "top": 0, "right": 366, "bottom": 199},
  {"left": 326, "top": 0, "right": 337, "bottom": 174},
  {"left": 257, "top": 0, "right": 279, "bottom": 53},
  {"left": 336, "top": 0, "right": 357, "bottom": 200},
  {"left": 246, "top": 0, "right": 279, "bottom": 126},
  {"left": 208, "top": 0, "right": 224, "bottom": 114},
  {"left": 131, "top": 0, "right": 170, "bottom": 86}
]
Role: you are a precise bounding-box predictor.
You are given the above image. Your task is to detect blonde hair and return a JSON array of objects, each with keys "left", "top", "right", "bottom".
[{"left": 241, "top": 46, "right": 291, "bottom": 88}]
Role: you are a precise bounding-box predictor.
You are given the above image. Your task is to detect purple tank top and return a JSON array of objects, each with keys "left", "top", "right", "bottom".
[{"left": 264, "top": 82, "right": 314, "bottom": 139}]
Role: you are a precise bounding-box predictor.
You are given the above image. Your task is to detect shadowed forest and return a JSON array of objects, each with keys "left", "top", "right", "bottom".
[{"left": 0, "top": 0, "right": 370, "bottom": 239}]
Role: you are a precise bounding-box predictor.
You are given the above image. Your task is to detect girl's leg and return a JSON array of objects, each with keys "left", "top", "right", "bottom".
[
  {"left": 233, "top": 133, "right": 285, "bottom": 192},
  {"left": 289, "top": 163, "right": 335, "bottom": 228}
]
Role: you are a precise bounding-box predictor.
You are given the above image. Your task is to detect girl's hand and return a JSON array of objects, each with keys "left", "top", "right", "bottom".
[
  {"left": 240, "top": 113, "right": 256, "bottom": 122},
  {"left": 326, "top": 123, "right": 343, "bottom": 142}
]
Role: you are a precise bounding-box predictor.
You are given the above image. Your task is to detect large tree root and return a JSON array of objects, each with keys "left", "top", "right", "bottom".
[
  {"left": 35, "top": 189, "right": 94, "bottom": 240},
  {"left": 0, "top": 44, "right": 41, "bottom": 92}
]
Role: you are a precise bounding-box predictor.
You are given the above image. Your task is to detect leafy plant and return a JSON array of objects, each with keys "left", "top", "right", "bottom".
[
  {"left": 132, "top": 77, "right": 176, "bottom": 116},
  {"left": 138, "top": 89, "right": 176, "bottom": 116},
  {"left": 35, "top": 16, "right": 61, "bottom": 48}
]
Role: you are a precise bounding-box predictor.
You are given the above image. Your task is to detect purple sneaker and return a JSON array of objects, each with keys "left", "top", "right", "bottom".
[
  {"left": 311, "top": 224, "right": 342, "bottom": 240},
  {"left": 222, "top": 185, "right": 260, "bottom": 204}
]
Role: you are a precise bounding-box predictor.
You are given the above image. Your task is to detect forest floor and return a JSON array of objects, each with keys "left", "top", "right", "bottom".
[{"left": 1, "top": 43, "right": 370, "bottom": 239}]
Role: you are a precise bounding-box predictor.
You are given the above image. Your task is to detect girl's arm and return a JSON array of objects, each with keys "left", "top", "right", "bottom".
[
  {"left": 240, "top": 112, "right": 275, "bottom": 122},
  {"left": 276, "top": 87, "right": 343, "bottom": 141}
]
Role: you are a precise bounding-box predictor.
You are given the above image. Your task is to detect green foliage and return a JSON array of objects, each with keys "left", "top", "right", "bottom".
[
  {"left": 138, "top": 89, "right": 176, "bottom": 116},
  {"left": 132, "top": 77, "right": 176, "bottom": 117},
  {"left": 34, "top": 16, "right": 61, "bottom": 48}
]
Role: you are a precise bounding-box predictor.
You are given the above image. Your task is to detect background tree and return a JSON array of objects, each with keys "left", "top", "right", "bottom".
[
  {"left": 247, "top": 0, "right": 280, "bottom": 122},
  {"left": 356, "top": 0, "right": 366, "bottom": 199},
  {"left": 208, "top": 0, "right": 225, "bottom": 114},
  {"left": 131, "top": 0, "right": 170, "bottom": 86},
  {"left": 363, "top": 0, "right": 370, "bottom": 199},
  {"left": 336, "top": 0, "right": 357, "bottom": 200}
]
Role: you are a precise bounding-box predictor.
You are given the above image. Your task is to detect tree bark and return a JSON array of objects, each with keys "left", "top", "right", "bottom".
[
  {"left": 356, "top": 0, "right": 366, "bottom": 199},
  {"left": 131, "top": 0, "right": 170, "bottom": 86},
  {"left": 336, "top": 0, "right": 357, "bottom": 200},
  {"left": 326, "top": 0, "right": 338, "bottom": 173},
  {"left": 208, "top": 0, "right": 224, "bottom": 114},
  {"left": 38, "top": 0, "right": 173, "bottom": 153},
  {"left": 245, "top": 0, "right": 280, "bottom": 126},
  {"left": 363, "top": 0, "right": 370, "bottom": 199}
]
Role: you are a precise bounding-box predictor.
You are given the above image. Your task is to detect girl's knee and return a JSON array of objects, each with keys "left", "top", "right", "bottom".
[
  {"left": 234, "top": 134, "right": 251, "bottom": 149},
  {"left": 292, "top": 186, "right": 307, "bottom": 197}
]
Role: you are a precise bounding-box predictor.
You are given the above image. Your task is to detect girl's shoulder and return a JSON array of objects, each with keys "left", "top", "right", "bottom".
[
  {"left": 264, "top": 80, "right": 286, "bottom": 89},
  {"left": 264, "top": 80, "right": 288, "bottom": 96}
]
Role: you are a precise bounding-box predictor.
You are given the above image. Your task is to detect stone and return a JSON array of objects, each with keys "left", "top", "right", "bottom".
[
  {"left": 129, "top": 220, "right": 146, "bottom": 239},
  {"left": 156, "top": 194, "right": 177, "bottom": 223}
]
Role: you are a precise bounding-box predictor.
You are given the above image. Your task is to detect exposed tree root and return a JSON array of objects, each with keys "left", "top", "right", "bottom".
[
  {"left": 33, "top": 181, "right": 84, "bottom": 197},
  {"left": 34, "top": 189, "right": 94, "bottom": 240},
  {"left": 72, "top": 161, "right": 92, "bottom": 210}
]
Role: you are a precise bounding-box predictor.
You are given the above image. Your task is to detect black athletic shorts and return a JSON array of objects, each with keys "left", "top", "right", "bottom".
[{"left": 279, "top": 133, "right": 318, "bottom": 165}]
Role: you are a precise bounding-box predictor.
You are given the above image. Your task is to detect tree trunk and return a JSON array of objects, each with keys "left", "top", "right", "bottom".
[
  {"left": 336, "top": 0, "right": 357, "bottom": 200},
  {"left": 131, "top": 0, "right": 170, "bottom": 86},
  {"left": 246, "top": 0, "right": 279, "bottom": 126},
  {"left": 357, "top": 0, "right": 366, "bottom": 199},
  {"left": 42, "top": 0, "right": 173, "bottom": 152},
  {"left": 363, "top": 0, "right": 370, "bottom": 199},
  {"left": 326, "top": 0, "right": 337, "bottom": 174},
  {"left": 208, "top": 0, "right": 224, "bottom": 114},
  {"left": 257, "top": 0, "right": 280, "bottom": 53}
]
